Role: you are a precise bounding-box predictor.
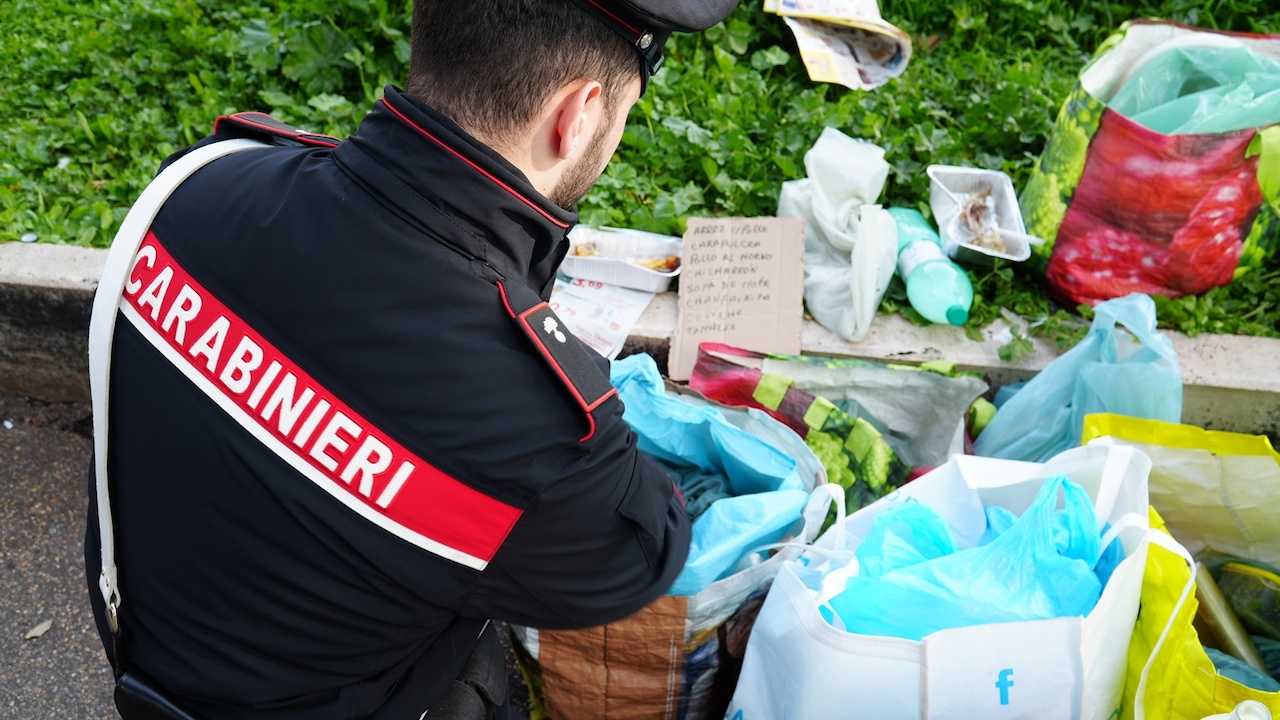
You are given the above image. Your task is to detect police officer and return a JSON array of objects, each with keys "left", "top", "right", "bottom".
[{"left": 85, "top": 0, "right": 738, "bottom": 718}]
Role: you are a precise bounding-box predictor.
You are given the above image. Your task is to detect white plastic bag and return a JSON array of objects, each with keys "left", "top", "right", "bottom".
[
  {"left": 778, "top": 127, "right": 897, "bottom": 342},
  {"left": 728, "top": 444, "right": 1155, "bottom": 720}
]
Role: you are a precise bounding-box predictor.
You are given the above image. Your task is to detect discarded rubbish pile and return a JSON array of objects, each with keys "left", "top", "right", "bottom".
[{"left": 519, "top": 13, "right": 1280, "bottom": 720}]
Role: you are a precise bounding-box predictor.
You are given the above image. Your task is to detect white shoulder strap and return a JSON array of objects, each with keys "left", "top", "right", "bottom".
[{"left": 91, "top": 138, "right": 269, "bottom": 632}]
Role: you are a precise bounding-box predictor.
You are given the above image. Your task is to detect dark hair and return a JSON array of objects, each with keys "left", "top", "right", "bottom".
[{"left": 408, "top": 0, "right": 639, "bottom": 142}]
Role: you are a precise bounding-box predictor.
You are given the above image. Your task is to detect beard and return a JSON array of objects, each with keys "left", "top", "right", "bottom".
[{"left": 548, "top": 114, "right": 613, "bottom": 210}]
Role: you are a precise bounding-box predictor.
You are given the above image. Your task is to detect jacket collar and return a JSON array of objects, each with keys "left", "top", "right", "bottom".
[{"left": 333, "top": 86, "right": 576, "bottom": 297}]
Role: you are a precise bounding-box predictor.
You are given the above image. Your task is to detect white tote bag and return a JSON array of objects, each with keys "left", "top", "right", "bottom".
[{"left": 728, "top": 444, "right": 1154, "bottom": 720}]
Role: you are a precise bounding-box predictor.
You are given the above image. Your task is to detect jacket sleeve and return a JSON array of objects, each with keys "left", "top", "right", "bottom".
[{"left": 462, "top": 408, "right": 690, "bottom": 630}]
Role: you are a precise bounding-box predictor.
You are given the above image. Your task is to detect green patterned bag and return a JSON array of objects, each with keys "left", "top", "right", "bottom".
[
  {"left": 688, "top": 343, "right": 988, "bottom": 524},
  {"left": 1020, "top": 20, "right": 1280, "bottom": 306}
]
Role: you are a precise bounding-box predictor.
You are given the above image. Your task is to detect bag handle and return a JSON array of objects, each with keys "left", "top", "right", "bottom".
[
  {"left": 1089, "top": 294, "right": 1176, "bottom": 363},
  {"left": 1100, "top": 512, "right": 1150, "bottom": 553},
  {"left": 815, "top": 482, "right": 849, "bottom": 551},
  {"left": 1092, "top": 443, "right": 1142, "bottom": 526},
  {"left": 91, "top": 138, "right": 269, "bottom": 633},
  {"left": 1248, "top": 125, "right": 1280, "bottom": 219},
  {"left": 740, "top": 483, "right": 850, "bottom": 558},
  {"left": 1132, "top": 530, "right": 1199, "bottom": 720}
]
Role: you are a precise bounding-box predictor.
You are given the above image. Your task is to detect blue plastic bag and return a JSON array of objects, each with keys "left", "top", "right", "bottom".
[
  {"left": 853, "top": 501, "right": 957, "bottom": 579},
  {"left": 611, "top": 354, "right": 803, "bottom": 495},
  {"left": 675, "top": 491, "right": 810, "bottom": 595},
  {"left": 973, "top": 293, "right": 1181, "bottom": 462},
  {"left": 822, "top": 475, "right": 1105, "bottom": 640},
  {"left": 610, "top": 354, "right": 812, "bottom": 596},
  {"left": 1109, "top": 44, "right": 1280, "bottom": 135}
]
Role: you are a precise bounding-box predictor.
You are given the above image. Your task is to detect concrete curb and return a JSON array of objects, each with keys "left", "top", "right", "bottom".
[
  {"left": 630, "top": 295, "right": 1280, "bottom": 434},
  {"left": 3, "top": 242, "right": 1278, "bottom": 433},
  {"left": 0, "top": 243, "right": 100, "bottom": 402}
]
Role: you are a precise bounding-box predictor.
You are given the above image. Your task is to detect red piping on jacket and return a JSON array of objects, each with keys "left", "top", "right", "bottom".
[
  {"left": 212, "top": 113, "right": 339, "bottom": 148},
  {"left": 517, "top": 301, "right": 618, "bottom": 415},
  {"left": 495, "top": 280, "right": 613, "bottom": 443},
  {"left": 379, "top": 99, "right": 570, "bottom": 229},
  {"left": 496, "top": 281, "right": 517, "bottom": 318},
  {"left": 578, "top": 413, "right": 597, "bottom": 444}
]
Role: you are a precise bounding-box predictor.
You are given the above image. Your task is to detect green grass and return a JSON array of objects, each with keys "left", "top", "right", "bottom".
[{"left": 3, "top": 0, "right": 1278, "bottom": 345}]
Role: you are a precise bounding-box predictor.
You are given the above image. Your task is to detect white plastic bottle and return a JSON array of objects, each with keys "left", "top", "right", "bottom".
[{"left": 1201, "top": 699, "right": 1272, "bottom": 720}]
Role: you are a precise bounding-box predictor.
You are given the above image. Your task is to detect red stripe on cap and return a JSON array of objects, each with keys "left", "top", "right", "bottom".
[
  {"left": 581, "top": 0, "right": 640, "bottom": 34},
  {"left": 122, "top": 233, "right": 522, "bottom": 566},
  {"left": 380, "top": 98, "right": 570, "bottom": 229}
]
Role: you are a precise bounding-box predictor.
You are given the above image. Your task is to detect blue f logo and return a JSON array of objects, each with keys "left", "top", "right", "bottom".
[{"left": 996, "top": 669, "right": 1015, "bottom": 706}]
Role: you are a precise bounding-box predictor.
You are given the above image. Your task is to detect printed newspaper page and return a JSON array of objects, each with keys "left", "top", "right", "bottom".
[
  {"left": 763, "top": 0, "right": 912, "bottom": 90},
  {"left": 550, "top": 277, "right": 656, "bottom": 360}
]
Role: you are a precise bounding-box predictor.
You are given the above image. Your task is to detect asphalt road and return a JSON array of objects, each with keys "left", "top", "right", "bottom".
[
  {"left": 0, "top": 391, "right": 117, "bottom": 719},
  {"left": 0, "top": 390, "right": 535, "bottom": 719}
]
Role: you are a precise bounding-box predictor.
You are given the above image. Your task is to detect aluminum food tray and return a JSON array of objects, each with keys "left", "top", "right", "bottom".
[
  {"left": 560, "top": 226, "right": 683, "bottom": 293},
  {"left": 927, "top": 164, "right": 1043, "bottom": 264}
]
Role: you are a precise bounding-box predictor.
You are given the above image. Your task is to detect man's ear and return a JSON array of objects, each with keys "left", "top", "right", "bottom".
[{"left": 553, "top": 80, "right": 605, "bottom": 160}]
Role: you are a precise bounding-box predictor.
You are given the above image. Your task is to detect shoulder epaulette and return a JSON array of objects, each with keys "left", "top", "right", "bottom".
[
  {"left": 212, "top": 112, "right": 340, "bottom": 148},
  {"left": 495, "top": 280, "right": 619, "bottom": 443}
]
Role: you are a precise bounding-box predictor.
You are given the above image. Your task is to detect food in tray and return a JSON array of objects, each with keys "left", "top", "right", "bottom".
[
  {"left": 631, "top": 255, "right": 682, "bottom": 272},
  {"left": 572, "top": 242, "right": 681, "bottom": 273},
  {"left": 957, "top": 186, "right": 1007, "bottom": 253}
]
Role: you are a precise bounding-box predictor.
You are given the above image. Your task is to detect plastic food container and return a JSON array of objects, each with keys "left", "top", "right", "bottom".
[
  {"left": 927, "top": 165, "right": 1043, "bottom": 264},
  {"left": 560, "top": 226, "right": 683, "bottom": 293}
]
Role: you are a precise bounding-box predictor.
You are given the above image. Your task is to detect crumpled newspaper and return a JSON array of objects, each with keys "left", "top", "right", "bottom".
[{"left": 764, "top": 0, "right": 912, "bottom": 90}]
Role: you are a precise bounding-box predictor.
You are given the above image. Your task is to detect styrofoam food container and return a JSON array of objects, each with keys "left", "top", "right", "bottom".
[
  {"left": 561, "top": 226, "right": 682, "bottom": 293},
  {"left": 927, "top": 164, "right": 1043, "bottom": 264}
]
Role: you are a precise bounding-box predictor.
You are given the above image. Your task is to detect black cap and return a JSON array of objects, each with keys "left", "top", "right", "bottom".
[{"left": 567, "top": 0, "right": 739, "bottom": 93}]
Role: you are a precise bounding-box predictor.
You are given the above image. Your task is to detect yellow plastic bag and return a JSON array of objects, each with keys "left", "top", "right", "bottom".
[
  {"left": 1083, "top": 415, "right": 1280, "bottom": 718},
  {"left": 1082, "top": 413, "right": 1280, "bottom": 567},
  {"left": 1122, "top": 508, "right": 1280, "bottom": 720}
]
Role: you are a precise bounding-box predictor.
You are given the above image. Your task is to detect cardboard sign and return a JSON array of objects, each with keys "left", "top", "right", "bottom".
[{"left": 669, "top": 217, "right": 805, "bottom": 381}]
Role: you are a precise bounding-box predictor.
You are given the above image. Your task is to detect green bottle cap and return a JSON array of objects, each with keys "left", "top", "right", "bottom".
[{"left": 946, "top": 306, "right": 968, "bottom": 326}]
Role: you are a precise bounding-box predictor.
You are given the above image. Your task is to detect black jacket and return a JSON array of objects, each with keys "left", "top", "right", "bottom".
[{"left": 86, "top": 86, "right": 690, "bottom": 719}]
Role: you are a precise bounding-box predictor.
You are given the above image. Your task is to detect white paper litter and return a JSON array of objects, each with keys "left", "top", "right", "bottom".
[
  {"left": 764, "top": 0, "right": 912, "bottom": 90},
  {"left": 25, "top": 619, "right": 53, "bottom": 641}
]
